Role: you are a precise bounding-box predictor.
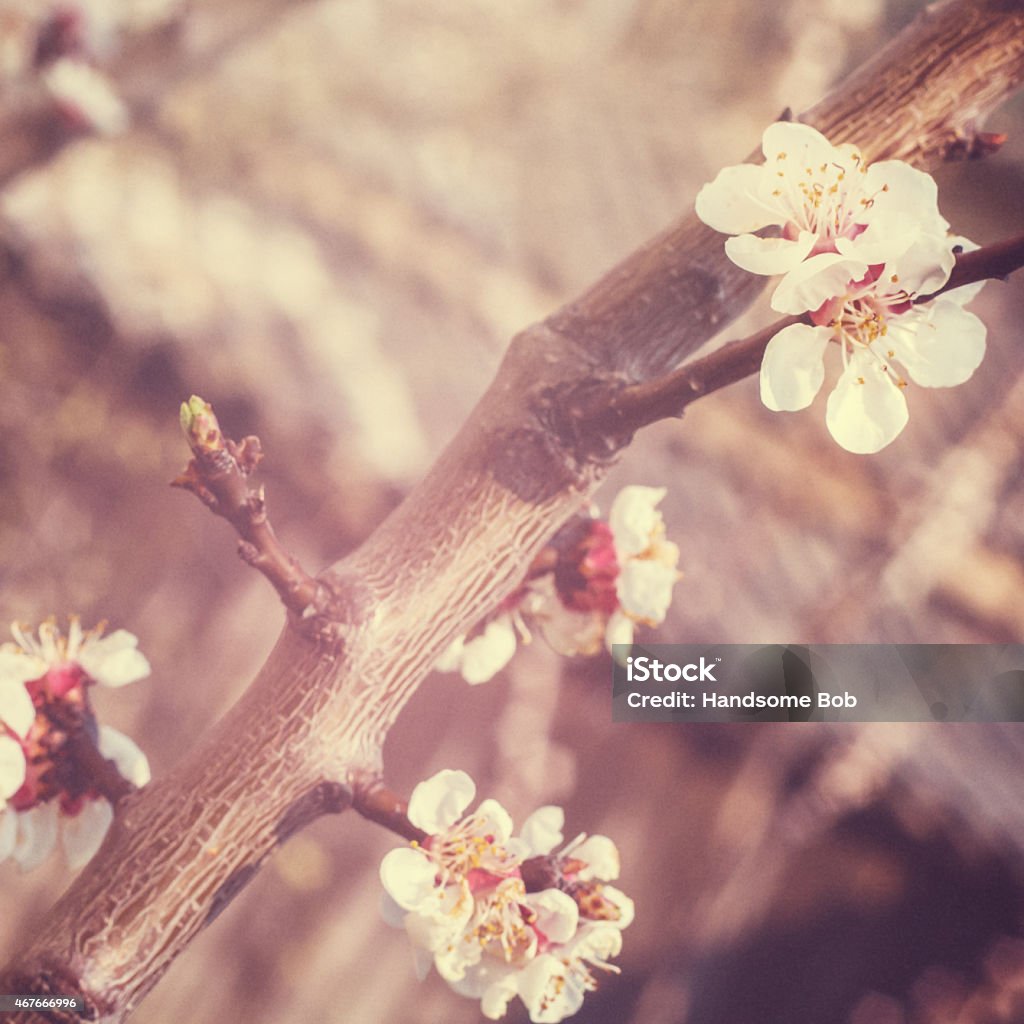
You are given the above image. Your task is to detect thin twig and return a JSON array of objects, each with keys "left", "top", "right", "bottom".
[
  {"left": 350, "top": 772, "right": 427, "bottom": 844},
  {"left": 172, "top": 396, "right": 320, "bottom": 617},
  {"left": 589, "top": 232, "right": 1024, "bottom": 437}
]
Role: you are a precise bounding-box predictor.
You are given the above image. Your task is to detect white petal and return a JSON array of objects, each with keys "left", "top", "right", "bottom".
[
  {"left": 79, "top": 630, "right": 150, "bottom": 688},
  {"left": 609, "top": 486, "right": 666, "bottom": 557},
  {"left": 862, "top": 160, "right": 947, "bottom": 233},
  {"left": 460, "top": 617, "right": 518, "bottom": 685},
  {"left": 695, "top": 163, "right": 783, "bottom": 234},
  {"left": 526, "top": 888, "right": 579, "bottom": 945},
  {"left": 0, "top": 736, "right": 26, "bottom": 800},
  {"left": 379, "top": 847, "right": 438, "bottom": 911},
  {"left": 574, "top": 835, "right": 621, "bottom": 881},
  {"left": 434, "top": 635, "right": 465, "bottom": 673},
  {"left": 943, "top": 236, "right": 987, "bottom": 305},
  {"left": 604, "top": 611, "right": 634, "bottom": 655},
  {"left": 480, "top": 971, "right": 520, "bottom": 1020},
  {"left": 889, "top": 301, "right": 986, "bottom": 387},
  {"left": 617, "top": 558, "right": 679, "bottom": 625},
  {"left": 826, "top": 354, "right": 909, "bottom": 454},
  {"left": 762, "top": 121, "right": 840, "bottom": 169},
  {"left": 13, "top": 802, "right": 59, "bottom": 872},
  {"left": 600, "top": 885, "right": 636, "bottom": 929},
  {"left": 61, "top": 798, "right": 113, "bottom": 870},
  {"left": 404, "top": 887, "right": 472, "bottom": 953},
  {"left": 770, "top": 252, "right": 866, "bottom": 315},
  {"left": 760, "top": 323, "right": 831, "bottom": 411},
  {"left": 725, "top": 231, "right": 816, "bottom": 276},
  {"left": 0, "top": 809, "right": 16, "bottom": 861},
  {"left": 518, "top": 805, "right": 564, "bottom": 856},
  {"left": 474, "top": 798, "right": 515, "bottom": 844},
  {"left": 98, "top": 726, "right": 151, "bottom": 787},
  {"left": 408, "top": 768, "right": 475, "bottom": 833},
  {"left": 880, "top": 232, "right": 955, "bottom": 296},
  {"left": 379, "top": 890, "right": 409, "bottom": 928},
  {"left": 518, "top": 954, "right": 586, "bottom": 1024},
  {"left": 0, "top": 648, "right": 46, "bottom": 688},
  {"left": 0, "top": 674, "right": 36, "bottom": 738}
]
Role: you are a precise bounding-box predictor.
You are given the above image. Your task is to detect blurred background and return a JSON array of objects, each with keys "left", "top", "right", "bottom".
[{"left": 2, "top": 0, "right": 1024, "bottom": 1021}]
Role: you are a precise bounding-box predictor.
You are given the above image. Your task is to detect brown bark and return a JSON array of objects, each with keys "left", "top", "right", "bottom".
[{"left": 4, "top": 0, "right": 1024, "bottom": 1019}]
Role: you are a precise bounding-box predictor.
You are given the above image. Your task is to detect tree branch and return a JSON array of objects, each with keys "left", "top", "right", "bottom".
[
  {"left": 587, "top": 232, "right": 1024, "bottom": 437},
  {"left": 171, "top": 396, "right": 321, "bottom": 619},
  {"left": 5, "top": 1, "right": 1024, "bottom": 1020}
]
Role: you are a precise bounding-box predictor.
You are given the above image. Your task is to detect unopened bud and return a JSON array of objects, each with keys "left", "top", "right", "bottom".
[{"left": 179, "top": 395, "right": 225, "bottom": 452}]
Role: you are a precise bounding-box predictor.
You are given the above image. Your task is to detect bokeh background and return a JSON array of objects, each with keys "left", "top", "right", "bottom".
[{"left": 2, "top": 0, "right": 1024, "bottom": 1021}]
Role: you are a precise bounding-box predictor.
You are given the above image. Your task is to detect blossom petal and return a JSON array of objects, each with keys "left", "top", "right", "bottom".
[
  {"left": 574, "top": 835, "right": 621, "bottom": 881},
  {"left": 527, "top": 888, "right": 580, "bottom": 946},
  {"left": 725, "top": 231, "right": 817, "bottom": 276},
  {"left": 61, "top": 798, "right": 114, "bottom": 870},
  {"left": 99, "top": 725, "right": 151, "bottom": 787},
  {"left": 889, "top": 301, "right": 986, "bottom": 388},
  {"left": 460, "top": 617, "right": 518, "bottom": 685},
  {"left": 0, "top": 648, "right": 46, "bottom": 689},
  {"left": 760, "top": 323, "right": 831, "bottom": 411},
  {"left": 617, "top": 554, "right": 680, "bottom": 624},
  {"left": 695, "top": 163, "right": 783, "bottom": 234},
  {"left": 770, "top": 252, "right": 866, "bottom": 315},
  {"left": 604, "top": 611, "right": 634, "bottom": 654},
  {"left": 826, "top": 354, "right": 909, "bottom": 454},
  {"left": 379, "top": 847, "right": 438, "bottom": 911},
  {"left": 407, "top": 768, "right": 475, "bottom": 834},
  {"left": 13, "top": 802, "right": 60, "bottom": 872},
  {"left": 518, "top": 805, "right": 565, "bottom": 856},
  {"left": 0, "top": 673, "right": 36, "bottom": 738},
  {"left": 761, "top": 121, "right": 840, "bottom": 170},
  {"left": 79, "top": 630, "right": 151, "bottom": 688},
  {"left": 0, "top": 736, "right": 27, "bottom": 800},
  {"left": 474, "top": 799, "right": 515, "bottom": 845},
  {"left": 609, "top": 486, "right": 666, "bottom": 557},
  {"left": 600, "top": 885, "right": 636, "bottom": 929},
  {"left": 518, "top": 953, "right": 586, "bottom": 1024}
]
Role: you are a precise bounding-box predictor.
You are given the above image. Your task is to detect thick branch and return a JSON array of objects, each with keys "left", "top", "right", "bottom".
[{"left": 5, "top": 1, "right": 1024, "bottom": 1020}]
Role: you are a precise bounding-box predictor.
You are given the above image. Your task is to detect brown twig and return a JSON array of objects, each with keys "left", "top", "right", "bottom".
[
  {"left": 588, "top": 232, "right": 1024, "bottom": 437},
  {"left": 172, "top": 396, "right": 320, "bottom": 617},
  {"left": 350, "top": 772, "right": 427, "bottom": 844}
]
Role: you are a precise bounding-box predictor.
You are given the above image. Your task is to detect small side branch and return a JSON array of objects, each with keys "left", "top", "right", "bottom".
[
  {"left": 172, "top": 395, "right": 319, "bottom": 617},
  {"left": 350, "top": 771, "right": 427, "bottom": 844},
  {"left": 587, "top": 231, "right": 1024, "bottom": 436}
]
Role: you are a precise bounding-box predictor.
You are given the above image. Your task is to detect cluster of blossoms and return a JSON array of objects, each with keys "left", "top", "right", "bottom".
[
  {"left": 696, "top": 121, "right": 987, "bottom": 453},
  {"left": 379, "top": 770, "right": 633, "bottom": 1022},
  {"left": 0, "top": 619, "right": 150, "bottom": 870},
  {"left": 437, "top": 485, "right": 681, "bottom": 684}
]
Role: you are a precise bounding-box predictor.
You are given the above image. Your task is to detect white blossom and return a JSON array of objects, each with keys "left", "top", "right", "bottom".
[
  {"left": 760, "top": 248, "right": 986, "bottom": 453},
  {"left": 379, "top": 771, "right": 632, "bottom": 1022},
  {"left": 696, "top": 121, "right": 949, "bottom": 286},
  {"left": 0, "top": 619, "right": 151, "bottom": 871}
]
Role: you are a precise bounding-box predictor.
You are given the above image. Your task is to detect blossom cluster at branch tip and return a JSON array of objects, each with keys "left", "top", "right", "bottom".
[
  {"left": 696, "top": 121, "right": 988, "bottom": 453},
  {"left": 0, "top": 618, "right": 151, "bottom": 871},
  {"left": 436, "top": 485, "right": 681, "bottom": 684},
  {"left": 379, "top": 770, "right": 633, "bottom": 1023}
]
